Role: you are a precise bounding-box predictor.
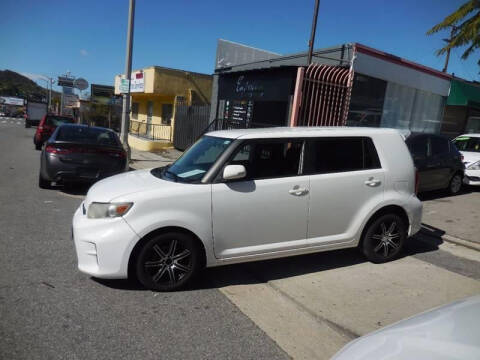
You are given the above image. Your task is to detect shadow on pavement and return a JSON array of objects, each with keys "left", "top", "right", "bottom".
[
  {"left": 418, "top": 185, "right": 479, "bottom": 202},
  {"left": 57, "top": 182, "right": 91, "bottom": 196},
  {"left": 94, "top": 227, "right": 444, "bottom": 293}
]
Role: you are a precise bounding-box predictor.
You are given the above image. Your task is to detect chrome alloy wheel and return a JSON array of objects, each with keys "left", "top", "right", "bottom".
[
  {"left": 371, "top": 221, "right": 400, "bottom": 258},
  {"left": 144, "top": 239, "right": 192, "bottom": 286}
]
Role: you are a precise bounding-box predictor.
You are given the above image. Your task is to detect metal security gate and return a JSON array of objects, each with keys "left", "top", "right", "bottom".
[
  {"left": 173, "top": 100, "right": 210, "bottom": 150},
  {"left": 292, "top": 63, "right": 353, "bottom": 127}
]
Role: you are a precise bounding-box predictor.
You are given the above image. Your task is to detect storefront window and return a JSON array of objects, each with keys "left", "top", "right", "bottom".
[
  {"left": 346, "top": 74, "right": 387, "bottom": 127},
  {"left": 381, "top": 82, "right": 445, "bottom": 133},
  {"left": 162, "top": 104, "right": 173, "bottom": 125},
  {"left": 131, "top": 102, "right": 139, "bottom": 120}
]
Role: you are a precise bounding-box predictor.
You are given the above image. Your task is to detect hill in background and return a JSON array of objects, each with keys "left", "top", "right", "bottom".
[{"left": 0, "top": 70, "right": 60, "bottom": 102}]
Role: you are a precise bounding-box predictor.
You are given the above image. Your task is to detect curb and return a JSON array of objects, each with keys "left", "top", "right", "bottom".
[{"left": 442, "top": 234, "right": 480, "bottom": 252}]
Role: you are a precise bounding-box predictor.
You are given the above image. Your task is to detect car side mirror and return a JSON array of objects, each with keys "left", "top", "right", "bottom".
[{"left": 223, "top": 165, "right": 246, "bottom": 181}]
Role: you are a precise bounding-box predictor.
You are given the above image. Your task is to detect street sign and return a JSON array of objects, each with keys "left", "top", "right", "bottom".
[
  {"left": 119, "top": 79, "right": 130, "bottom": 93},
  {"left": 74, "top": 78, "right": 88, "bottom": 90},
  {"left": 0, "top": 96, "right": 24, "bottom": 106},
  {"left": 58, "top": 76, "right": 74, "bottom": 87}
]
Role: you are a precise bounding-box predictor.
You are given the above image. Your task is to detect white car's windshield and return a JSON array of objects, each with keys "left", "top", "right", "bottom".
[
  {"left": 453, "top": 136, "right": 480, "bottom": 153},
  {"left": 157, "top": 135, "right": 232, "bottom": 183}
]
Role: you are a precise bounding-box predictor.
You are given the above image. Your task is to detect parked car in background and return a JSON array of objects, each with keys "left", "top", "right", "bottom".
[
  {"left": 405, "top": 133, "right": 464, "bottom": 195},
  {"left": 332, "top": 294, "right": 480, "bottom": 360},
  {"left": 25, "top": 101, "right": 47, "bottom": 128},
  {"left": 33, "top": 114, "right": 74, "bottom": 150},
  {"left": 73, "top": 127, "right": 422, "bottom": 291},
  {"left": 39, "top": 124, "right": 126, "bottom": 189},
  {"left": 453, "top": 134, "right": 480, "bottom": 186}
]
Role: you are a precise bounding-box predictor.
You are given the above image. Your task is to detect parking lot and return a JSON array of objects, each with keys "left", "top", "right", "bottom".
[{"left": 1, "top": 119, "right": 479, "bottom": 360}]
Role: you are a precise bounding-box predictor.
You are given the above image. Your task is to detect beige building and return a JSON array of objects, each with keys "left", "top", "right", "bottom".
[{"left": 115, "top": 66, "right": 212, "bottom": 151}]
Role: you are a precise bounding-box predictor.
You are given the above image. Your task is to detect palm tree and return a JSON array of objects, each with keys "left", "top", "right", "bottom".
[{"left": 427, "top": 0, "right": 480, "bottom": 68}]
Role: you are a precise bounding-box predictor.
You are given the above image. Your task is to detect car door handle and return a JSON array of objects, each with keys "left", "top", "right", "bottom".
[
  {"left": 289, "top": 186, "right": 309, "bottom": 196},
  {"left": 364, "top": 177, "right": 381, "bottom": 187}
]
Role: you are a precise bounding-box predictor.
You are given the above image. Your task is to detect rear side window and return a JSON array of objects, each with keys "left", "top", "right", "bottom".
[
  {"left": 46, "top": 116, "right": 73, "bottom": 126},
  {"left": 406, "top": 135, "right": 428, "bottom": 158},
  {"left": 229, "top": 140, "right": 303, "bottom": 180},
  {"left": 430, "top": 136, "right": 449, "bottom": 155},
  {"left": 304, "top": 137, "right": 380, "bottom": 175}
]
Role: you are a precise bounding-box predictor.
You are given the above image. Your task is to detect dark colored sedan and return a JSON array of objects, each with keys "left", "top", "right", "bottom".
[
  {"left": 39, "top": 124, "right": 127, "bottom": 188},
  {"left": 405, "top": 133, "right": 465, "bottom": 195}
]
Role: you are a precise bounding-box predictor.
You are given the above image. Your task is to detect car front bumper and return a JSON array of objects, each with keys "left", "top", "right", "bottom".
[
  {"left": 72, "top": 203, "right": 140, "bottom": 279},
  {"left": 463, "top": 169, "right": 480, "bottom": 186}
]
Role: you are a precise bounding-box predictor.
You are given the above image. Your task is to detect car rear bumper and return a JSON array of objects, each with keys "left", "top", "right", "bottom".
[
  {"left": 405, "top": 195, "right": 423, "bottom": 237},
  {"left": 72, "top": 204, "right": 140, "bottom": 279},
  {"left": 43, "top": 154, "right": 125, "bottom": 183}
]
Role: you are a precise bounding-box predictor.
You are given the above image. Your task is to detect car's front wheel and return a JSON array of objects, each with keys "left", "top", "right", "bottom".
[
  {"left": 135, "top": 232, "right": 202, "bottom": 291},
  {"left": 362, "top": 213, "right": 406, "bottom": 263}
]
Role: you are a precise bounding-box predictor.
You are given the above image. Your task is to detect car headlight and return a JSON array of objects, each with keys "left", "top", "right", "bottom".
[
  {"left": 468, "top": 161, "right": 480, "bottom": 170},
  {"left": 87, "top": 202, "right": 133, "bottom": 219}
]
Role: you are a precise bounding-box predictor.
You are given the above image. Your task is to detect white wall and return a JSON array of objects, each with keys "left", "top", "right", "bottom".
[{"left": 355, "top": 52, "right": 450, "bottom": 96}]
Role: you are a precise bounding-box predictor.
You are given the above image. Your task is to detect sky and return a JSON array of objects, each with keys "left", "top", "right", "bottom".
[{"left": 0, "top": 0, "right": 478, "bottom": 93}]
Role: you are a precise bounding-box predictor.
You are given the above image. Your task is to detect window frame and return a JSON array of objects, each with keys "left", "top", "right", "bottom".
[{"left": 213, "top": 137, "right": 306, "bottom": 183}]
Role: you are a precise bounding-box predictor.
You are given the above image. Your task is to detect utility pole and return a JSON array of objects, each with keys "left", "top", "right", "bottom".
[
  {"left": 307, "top": 0, "right": 320, "bottom": 65},
  {"left": 442, "top": 25, "right": 457, "bottom": 73},
  {"left": 120, "top": 0, "right": 135, "bottom": 165}
]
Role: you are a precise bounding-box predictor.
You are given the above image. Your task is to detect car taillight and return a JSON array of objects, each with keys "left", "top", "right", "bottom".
[
  {"left": 45, "top": 145, "right": 72, "bottom": 154},
  {"left": 415, "top": 170, "right": 419, "bottom": 195},
  {"left": 461, "top": 154, "right": 464, "bottom": 161}
]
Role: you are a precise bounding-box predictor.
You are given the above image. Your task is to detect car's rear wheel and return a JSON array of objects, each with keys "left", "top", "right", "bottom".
[
  {"left": 135, "top": 232, "right": 201, "bottom": 291},
  {"left": 448, "top": 173, "right": 462, "bottom": 195},
  {"left": 38, "top": 173, "right": 50, "bottom": 189},
  {"left": 362, "top": 214, "right": 406, "bottom": 263},
  {"left": 35, "top": 143, "right": 41, "bottom": 151}
]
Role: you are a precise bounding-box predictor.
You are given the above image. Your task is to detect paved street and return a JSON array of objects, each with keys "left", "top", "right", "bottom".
[
  {"left": 0, "top": 120, "right": 288, "bottom": 360},
  {"left": 1, "top": 118, "right": 480, "bottom": 360}
]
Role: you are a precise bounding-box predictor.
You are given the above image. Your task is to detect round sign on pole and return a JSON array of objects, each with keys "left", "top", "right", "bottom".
[{"left": 74, "top": 78, "right": 88, "bottom": 91}]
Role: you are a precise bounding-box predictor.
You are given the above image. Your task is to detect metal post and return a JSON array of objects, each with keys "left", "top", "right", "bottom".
[
  {"left": 120, "top": 0, "right": 135, "bottom": 166},
  {"left": 307, "top": 0, "right": 320, "bottom": 65}
]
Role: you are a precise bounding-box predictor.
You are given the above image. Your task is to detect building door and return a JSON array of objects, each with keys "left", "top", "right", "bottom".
[{"left": 147, "top": 101, "right": 153, "bottom": 137}]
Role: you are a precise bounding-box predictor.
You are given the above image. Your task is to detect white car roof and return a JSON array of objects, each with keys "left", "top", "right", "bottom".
[{"left": 207, "top": 126, "right": 402, "bottom": 140}]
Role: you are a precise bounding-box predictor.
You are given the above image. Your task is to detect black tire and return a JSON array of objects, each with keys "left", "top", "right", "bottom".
[
  {"left": 35, "top": 143, "right": 42, "bottom": 151},
  {"left": 135, "top": 232, "right": 201, "bottom": 291},
  {"left": 448, "top": 173, "right": 463, "bottom": 195},
  {"left": 362, "top": 213, "right": 407, "bottom": 263},
  {"left": 38, "top": 173, "right": 50, "bottom": 189},
  {"left": 25, "top": 120, "right": 31, "bottom": 128}
]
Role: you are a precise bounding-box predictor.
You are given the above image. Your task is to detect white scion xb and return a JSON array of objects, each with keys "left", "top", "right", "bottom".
[{"left": 73, "top": 127, "right": 423, "bottom": 291}]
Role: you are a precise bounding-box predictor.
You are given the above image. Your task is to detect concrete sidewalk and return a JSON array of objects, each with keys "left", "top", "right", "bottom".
[{"left": 129, "top": 147, "right": 182, "bottom": 170}]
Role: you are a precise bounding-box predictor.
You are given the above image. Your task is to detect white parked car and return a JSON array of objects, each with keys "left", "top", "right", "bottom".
[
  {"left": 73, "top": 127, "right": 423, "bottom": 291},
  {"left": 453, "top": 134, "right": 480, "bottom": 186},
  {"left": 332, "top": 294, "right": 480, "bottom": 360}
]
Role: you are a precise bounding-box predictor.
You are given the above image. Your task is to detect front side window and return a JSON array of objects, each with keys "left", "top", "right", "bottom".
[
  {"left": 229, "top": 140, "right": 303, "bottom": 180},
  {"left": 157, "top": 136, "right": 232, "bottom": 183},
  {"left": 304, "top": 137, "right": 380, "bottom": 175}
]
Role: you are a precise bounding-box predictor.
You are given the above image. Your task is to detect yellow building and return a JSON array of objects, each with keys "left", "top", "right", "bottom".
[{"left": 114, "top": 66, "right": 212, "bottom": 151}]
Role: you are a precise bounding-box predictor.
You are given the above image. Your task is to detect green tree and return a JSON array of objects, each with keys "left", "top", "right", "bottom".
[{"left": 427, "top": 0, "right": 480, "bottom": 66}]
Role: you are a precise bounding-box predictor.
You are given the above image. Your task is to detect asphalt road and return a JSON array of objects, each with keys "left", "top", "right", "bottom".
[{"left": 0, "top": 119, "right": 288, "bottom": 360}]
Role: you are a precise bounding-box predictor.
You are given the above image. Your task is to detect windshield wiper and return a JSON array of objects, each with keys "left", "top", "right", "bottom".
[{"left": 163, "top": 165, "right": 180, "bottom": 182}]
